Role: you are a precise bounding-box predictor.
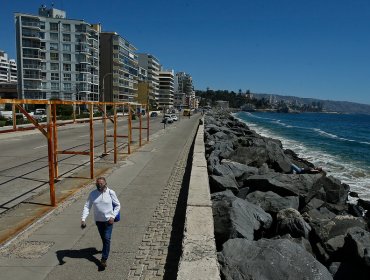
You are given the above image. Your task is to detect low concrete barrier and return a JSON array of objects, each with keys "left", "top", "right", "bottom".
[{"left": 177, "top": 119, "right": 221, "bottom": 280}]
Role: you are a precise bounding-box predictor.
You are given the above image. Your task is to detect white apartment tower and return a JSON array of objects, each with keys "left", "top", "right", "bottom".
[
  {"left": 0, "top": 51, "right": 17, "bottom": 83},
  {"left": 158, "top": 69, "right": 174, "bottom": 108},
  {"left": 138, "top": 53, "right": 160, "bottom": 107},
  {"left": 15, "top": 5, "right": 100, "bottom": 101}
]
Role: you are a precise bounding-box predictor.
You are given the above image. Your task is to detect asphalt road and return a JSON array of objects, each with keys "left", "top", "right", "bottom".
[{"left": 0, "top": 115, "right": 172, "bottom": 213}]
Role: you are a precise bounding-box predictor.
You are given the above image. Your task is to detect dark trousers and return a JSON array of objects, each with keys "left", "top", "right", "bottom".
[{"left": 96, "top": 221, "right": 113, "bottom": 260}]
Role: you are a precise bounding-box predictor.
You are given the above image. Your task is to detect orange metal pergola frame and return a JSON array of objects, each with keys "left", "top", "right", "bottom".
[{"left": 0, "top": 99, "right": 150, "bottom": 207}]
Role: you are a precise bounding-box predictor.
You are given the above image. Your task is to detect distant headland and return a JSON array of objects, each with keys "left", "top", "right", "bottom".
[{"left": 196, "top": 89, "right": 370, "bottom": 114}]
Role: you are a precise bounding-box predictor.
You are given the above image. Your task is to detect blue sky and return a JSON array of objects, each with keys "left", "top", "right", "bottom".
[{"left": 1, "top": 0, "right": 370, "bottom": 105}]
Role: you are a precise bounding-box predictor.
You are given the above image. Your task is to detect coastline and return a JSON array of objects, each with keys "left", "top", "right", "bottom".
[
  {"left": 232, "top": 111, "right": 370, "bottom": 201},
  {"left": 205, "top": 110, "right": 370, "bottom": 279}
]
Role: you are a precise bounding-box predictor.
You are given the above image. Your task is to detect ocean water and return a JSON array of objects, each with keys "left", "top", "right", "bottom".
[{"left": 234, "top": 111, "right": 370, "bottom": 201}]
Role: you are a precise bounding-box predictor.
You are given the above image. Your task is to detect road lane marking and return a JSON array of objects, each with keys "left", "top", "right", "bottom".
[
  {"left": 78, "top": 134, "right": 89, "bottom": 138},
  {"left": 33, "top": 144, "right": 47, "bottom": 149}
]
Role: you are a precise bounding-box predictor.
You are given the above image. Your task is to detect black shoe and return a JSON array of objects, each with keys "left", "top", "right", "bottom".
[{"left": 100, "top": 259, "right": 107, "bottom": 268}]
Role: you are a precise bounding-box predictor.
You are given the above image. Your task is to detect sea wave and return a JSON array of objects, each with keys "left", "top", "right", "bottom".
[
  {"left": 233, "top": 113, "right": 370, "bottom": 200},
  {"left": 312, "top": 128, "right": 370, "bottom": 145}
]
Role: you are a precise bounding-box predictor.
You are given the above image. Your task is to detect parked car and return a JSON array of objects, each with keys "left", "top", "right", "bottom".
[
  {"left": 170, "top": 114, "right": 178, "bottom": 121},
  {"left": 150, "top": 112, "right": 158, "bottom": 117},
  {"left": 161, "top": 114, "right": 173, "bottom": 123},
  {"left": 33, "top": 108, "right": 47, "bottom": 121}
]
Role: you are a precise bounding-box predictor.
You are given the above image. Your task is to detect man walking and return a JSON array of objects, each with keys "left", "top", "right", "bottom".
[{"left": 81, "top": 177, "right": 120, "bottom": 268}]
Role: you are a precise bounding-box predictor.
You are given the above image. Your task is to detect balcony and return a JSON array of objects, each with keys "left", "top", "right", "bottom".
[
  {"left": 22, "top": 21, "right": 41, "bottom": 30},
  {"left": 22, "top": 32, "right": 41, "bottom": 40},
  {"left": 23, "top": 72, "right": 42, "bottom": 80}
]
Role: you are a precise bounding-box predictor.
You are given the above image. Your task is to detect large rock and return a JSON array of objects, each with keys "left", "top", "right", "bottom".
[
  {"left": 209, "top": 174, "right": 239, "bottom": 194},
  {"left": 220, "top": 159, "right": 259, "bottom": 179},
  {"left": 276, "top": 208, "right": 311, "bottom": 238},
  {"left": 309, "top": 215, "right": 368, "bottom": 244},
  {"left": 211, "top": 190, "right": 272, "bottom": 248},
  {"left": 308, "top": 214, "right": 368, "bottom": 261},
  {"left": 218, "top": 238, "right": 333, "bottom": 280},
  {"left": 344, "top": 227, "right": 370, "bottom": 267},
  {"left": 229, "top": 136, "right": 293, "bottom": 173},
  {"left": 312, "top": 176, "right": 350, "bottom": 205},
  {"left": 244, "top": 172, "right": 322, "bottom": 203},
  {"left": 246, "top": 191, "right": 299, "bottom": 214}
]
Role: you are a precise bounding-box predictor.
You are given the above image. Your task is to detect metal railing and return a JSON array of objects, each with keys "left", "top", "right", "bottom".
[{"left": 0, "top": 98, "right": 150, "bottom": 207}]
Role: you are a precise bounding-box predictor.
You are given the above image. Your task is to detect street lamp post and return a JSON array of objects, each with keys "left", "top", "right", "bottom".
[
  {"left": 101, "top": 72, "right": 113, "bottom": 155},
  {"left": 101, "top": 72, "right": 113, "bottom": 102}
]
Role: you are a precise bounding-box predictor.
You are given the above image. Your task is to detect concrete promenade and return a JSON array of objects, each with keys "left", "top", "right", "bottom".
[{"left": 0, "top": 115, "right": 200, "bottom": 280}]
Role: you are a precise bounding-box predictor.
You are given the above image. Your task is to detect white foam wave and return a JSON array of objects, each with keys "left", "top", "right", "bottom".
[
  {"left": 313, "top": 128, "right": 339, "bottom": 139},
  {"left": 313, "top": 128, "right": 370, "bottom": 145},
  {"left": 234, "top": 114, "right": 370, "bottom": 200}
]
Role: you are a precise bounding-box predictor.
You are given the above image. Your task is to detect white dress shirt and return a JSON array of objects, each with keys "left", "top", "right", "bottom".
[{"left": 81, "top": 187, "right": 120, "bottom": 222}]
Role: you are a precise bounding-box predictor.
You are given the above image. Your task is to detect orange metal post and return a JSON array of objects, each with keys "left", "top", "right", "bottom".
[
  {"left": 128, "top": 104, "right": 132, "bottom": 154},
  {"left": 139, "top": 109, "right": 142, "bottom": 146},
  {"left": 52, "top": 103, "right": 59, "bottom": 178},
  {"left": 72, "top": 102, "right": 76, "bottom": 123},
  {"left": 89, "top": 104, "right": 94, "bottom": 179},
  {"left": 147, "top": 104, "right": 150, "bottom": 142},
  {"left": 12, "top": 103, "right": 16, "bottom": 130},
  {"left": 47, "top": 104, "right": 56, "bottom": 206},
  {"left": 113, "top": 105, "right": 117, "bottom": 163}
]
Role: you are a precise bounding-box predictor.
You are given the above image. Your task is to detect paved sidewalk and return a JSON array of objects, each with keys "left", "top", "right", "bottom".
[{"left": 0, "top": 115, "right": 200, "bottom": 280}]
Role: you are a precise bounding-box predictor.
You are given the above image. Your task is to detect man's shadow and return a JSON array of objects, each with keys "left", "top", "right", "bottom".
[{"left": 56, "top": 247, "right": 105, "bottom": 271}]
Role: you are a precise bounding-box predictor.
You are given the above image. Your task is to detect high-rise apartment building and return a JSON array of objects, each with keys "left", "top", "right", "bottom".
[
  {"left": 0, "top": 51, "right": 17, "bottom": 83},
  {"left": 174, "top": 72, "right": 194, "bottom": 108},
  {"left": 158, "top": 69, "right": 174, "bottom": 108},
  {"left": 138, "top": 53, "right": 160, "bottom": 109},
  {"left": 136, "top": 66, "right": 149, "bottom": 105},
  {"left": 15, "top": 5, "right": 100, "bottom": 101},
  {"left": 100, "top": 32, "right": 138, "bottom": 102}
]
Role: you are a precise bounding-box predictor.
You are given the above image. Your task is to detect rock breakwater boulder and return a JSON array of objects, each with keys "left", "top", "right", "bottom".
[
  {"left": 218, "top": 238, "right": 333, "bottom": 280},
  {"left": 204, "top": 110, "right": 370, "bottom": 279}
]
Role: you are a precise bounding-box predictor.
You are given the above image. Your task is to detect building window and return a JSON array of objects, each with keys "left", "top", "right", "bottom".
[
  {"left": 50, "top": 53, "right": 59, "bottom": 61},
  {"left": 63, "top": 73, "right": 71, "bottom": 81},
  {"left": 63, "top": 34, "right": 71, "bottom": 42},
  {"left": 63, "top": 53, "right": 71, "bottom": 61},
  {"left": 63, "top": 83, "right": 71, "bottom": 91},
  {"left": 62, "top": 44, "right": 71, "bottom": 51},
  {"left": 50, "top": 33, "right": 58, "bottom": 41},
  {"left": 51, "top": 73, "right": 59, "bottom": 81},
  {"left": 50, "top": 22, "right": 58, "bottom": 31},
  {"left": 51, "top": 82, "right": 59, "bottom": 90},
  {"left": 63, "top": 63, "right": 71, "bottom": 71},
  {"left": 50, "top": 63, "right": 59, "bottom": 70},
  {"left": 62, "top": 24, "right": 70, "bottom": 32},
  {"left": 50, "top": 43, "right": 58, "bottom": 50}
]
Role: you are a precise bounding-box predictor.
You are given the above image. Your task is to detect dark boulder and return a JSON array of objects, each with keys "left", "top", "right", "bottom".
[
  {"left": 229, "top": 136, "right": 293, "bottom": 173},
  {"left": 209, "top": 174, "right": 239, "bottom": 194},
  {"left": 276, "top": 208, "right": 311, "bottom": 238},
  {"left": 308, "top": 214, "right": 368, "bottom": 261},
  {"left": 276, "top": 234, "right": 314, "bottom": 256},
  {"left": 235, "top": 187, "right": 250, "bottom": 199},
  {"left": 312, "top": 176, "right": 350, "bottom": 205},
  {"left": 301, "top": 198, "right": 325, "bottom": 213},
  {"left": 358, "top": 199, "right": 370, "bottom": 211},
  {"left": 221, "top": 159, "right": 259, "bottom": 179},
  {"left": 244, "top": 173, "right": 322, "bottom": 203},
  {"left": 344, "top": 227, "right": 370, "bottom": 267},
  {"left": 211, "top": 190, "right": 272, "bottom": 248},
  {"left": 218, "top": 238, "right": 333, "bottom": 280},
  {"left": 246, "top": 191, "right": 299, "bottom": 214}
]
